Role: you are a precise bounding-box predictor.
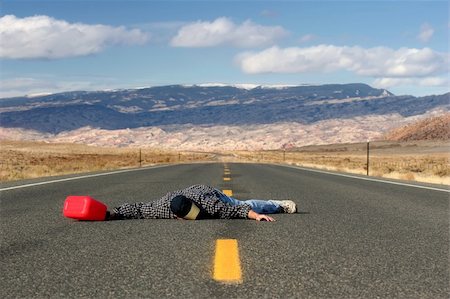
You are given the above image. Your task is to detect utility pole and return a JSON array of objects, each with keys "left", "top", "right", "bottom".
[
  {"left": 139, "top": 149, "right": 142, "bottom": 168},
  {"left": 283, "top": 149, "right": 286, "bottom": 162},
  {"left": 366, "top": 141, "right": 370, "bottom": 176}
]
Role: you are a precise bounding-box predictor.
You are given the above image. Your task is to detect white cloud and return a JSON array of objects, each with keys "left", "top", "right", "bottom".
[
  {"left": 0, "top": 77, "right": 128, "bottom": 98},
  {"left": 236, "top": 45, "right": 448, "bottom": 88},
  {"left": 237, "top": 45, "right": 448, "bottom": 77},
  {"left": 170, "top": 17, "right": 288, "bottom": 48},
  {"left": 299, "top": 34, "right": 316, "bottom": 43},
  {"left": 1, "top": 77, "right": 48, "bottom": 90},
  {"left": 0, "top": 15, "right": 150, "bottom": 59},
  {"left": 417, "top": 23, "right": 434, "bottom": 43},
  {"left": 373, "top": 77, "right": 449, "bottom": 89},
  {"left": 0, "top": 77, "right": 56, "bottom": 98}
]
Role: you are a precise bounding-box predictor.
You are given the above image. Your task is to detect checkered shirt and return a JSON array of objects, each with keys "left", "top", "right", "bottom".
[{"left": 112, "top": 184, "right": 251, "bottom": 219}]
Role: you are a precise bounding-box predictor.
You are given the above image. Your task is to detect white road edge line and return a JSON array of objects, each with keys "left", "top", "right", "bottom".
[
  {"left": 0, "top": 164, "right": 171, "bottom": 192},
  {"left": 278, "top": 164, "right": 450, "bottom": 193}
]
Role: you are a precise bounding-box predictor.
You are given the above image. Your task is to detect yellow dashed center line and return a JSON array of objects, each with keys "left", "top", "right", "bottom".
[
  {"left": 213, "top": 239, "right": 242, "bottom": 283},
  {"left": 222, "top": 189, "right": 233, "bottom": 196},
  {"left": 216, "top": 166, "right": 241, "bottom": 283}
]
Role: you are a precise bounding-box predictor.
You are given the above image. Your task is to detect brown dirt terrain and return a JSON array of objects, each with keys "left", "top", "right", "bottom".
[{"left": 385, "top": 113, "right": 450, "bottom": 141}]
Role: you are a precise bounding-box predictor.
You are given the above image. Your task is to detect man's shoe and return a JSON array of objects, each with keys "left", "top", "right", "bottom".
[{"left": 272, "top": 200, "right": 297, "bottom": 213}]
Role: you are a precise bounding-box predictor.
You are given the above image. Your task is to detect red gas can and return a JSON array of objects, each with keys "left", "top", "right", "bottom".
[{"left": 63, "top": 196, "right": 108, "bottom": 221}]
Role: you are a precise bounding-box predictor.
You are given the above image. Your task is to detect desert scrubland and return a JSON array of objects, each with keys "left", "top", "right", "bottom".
[
  {"left": 233, "top": 140, "right": 450, "bottom": 185},
  {"left": 1, "top": 140, "right": 448, "bottom": 185},
  {"left": 0, "top": 141, "right": 213, "bottom": 181}
]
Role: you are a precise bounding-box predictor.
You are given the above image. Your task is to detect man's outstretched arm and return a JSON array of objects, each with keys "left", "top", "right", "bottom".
[
  {"left": 196, "top": 197, "right": 275, "bottom": 221},
  {"left": 247, "top": 210, "right": 276, "bottom": 222},
  {"left": 110, "top": 202, "right": 160, "bottom": 219}
]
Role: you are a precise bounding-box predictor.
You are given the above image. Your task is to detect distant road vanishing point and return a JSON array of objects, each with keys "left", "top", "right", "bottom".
[{"left": 1, "top": 163, "right": 448, "bottom": 298}]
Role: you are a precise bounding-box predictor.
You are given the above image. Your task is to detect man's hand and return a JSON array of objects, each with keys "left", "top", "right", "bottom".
[
  {"left": 256, "top": 214, "right": 276, "bottom": 222},
  {"left": 248, "top": 210, "right": 276, "bottom": 222}
]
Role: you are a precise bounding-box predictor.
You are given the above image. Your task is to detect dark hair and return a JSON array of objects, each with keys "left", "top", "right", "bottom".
[{"left": 170, "top": 195, "right": 193, "bottom": 217}]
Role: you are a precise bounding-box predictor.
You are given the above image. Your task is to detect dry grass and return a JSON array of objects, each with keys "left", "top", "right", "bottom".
[
  {"left": 2, "top": 140, "right": 449, "bottom": 185},
  {"left": 232, "top": 141, "right": 450, "bottom": 185},
  {"left": 0, "top": 141, "right": 214, "bottom": 181}
]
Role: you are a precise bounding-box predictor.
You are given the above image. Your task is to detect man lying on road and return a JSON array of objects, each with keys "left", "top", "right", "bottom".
[{"left": 107, "top": 184, "right": 296, "bottom": 221}]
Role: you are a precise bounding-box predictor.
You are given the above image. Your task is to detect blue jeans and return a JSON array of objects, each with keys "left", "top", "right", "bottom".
[{"left": 216, "top": 189, "right": 281, "bottom": 214}]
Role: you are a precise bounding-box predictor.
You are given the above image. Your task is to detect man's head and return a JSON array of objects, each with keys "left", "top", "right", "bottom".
[{"left": 170, "top": 195, "right": 201, "bottom": 220}]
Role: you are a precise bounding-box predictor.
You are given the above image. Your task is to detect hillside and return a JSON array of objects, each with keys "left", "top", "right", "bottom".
[
  {"left": 0, "top": 83, "right": 448, "bottom": 150},
  {"left": 0, "top": 83, "right": 399, "bottom": 133},
  {"left": 385, "top": 113, "right": 450, "bottom": 141}
]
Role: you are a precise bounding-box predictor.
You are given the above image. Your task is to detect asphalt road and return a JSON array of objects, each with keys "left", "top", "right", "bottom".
[{"left": 1, "top": 163, "right": 449, "bottom": 298}]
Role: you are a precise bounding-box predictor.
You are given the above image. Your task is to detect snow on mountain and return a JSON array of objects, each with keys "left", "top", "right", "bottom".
[
  {"left": 26, "top": 92, "right": 53, "bottom": 98},
  {"left": 186, "top": 83, "right": 307, "bottom": 90}
]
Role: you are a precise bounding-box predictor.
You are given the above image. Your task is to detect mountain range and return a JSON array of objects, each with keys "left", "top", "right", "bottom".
[{"left": 0, "top": 83, "right": 448, "bottom": 150}]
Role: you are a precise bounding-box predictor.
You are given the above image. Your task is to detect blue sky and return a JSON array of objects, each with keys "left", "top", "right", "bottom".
[{"left": 0, "top": 0, "right": 448, "bottom": 97}]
